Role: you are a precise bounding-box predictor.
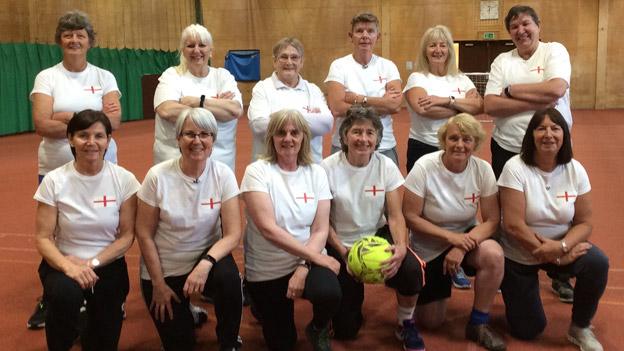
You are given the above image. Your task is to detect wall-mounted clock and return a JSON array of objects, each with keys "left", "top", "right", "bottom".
[{"left": 480, "top": 0, "right": 499, "bottom": 20}]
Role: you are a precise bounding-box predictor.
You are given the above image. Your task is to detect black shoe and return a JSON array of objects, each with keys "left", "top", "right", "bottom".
[
  {"left": 551, "top": 278, "right": 574, "bottom": 303},
  {"left": 27, "top": 298, "right": 46, "bottom": 329},
  {"left": 305, "top": 322, "right": 331, "bottom": 351}
]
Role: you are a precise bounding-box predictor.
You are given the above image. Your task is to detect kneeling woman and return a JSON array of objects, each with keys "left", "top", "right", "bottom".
[
  {"left": 136, "top": 108, "right": 243, "bottom": 351},
  {"left": 499, "top": 108, "right": 608, "bottom": 350},
  {"left": 403, "top": 113, "right": 505, "bottom": 351},
  {"left": 321, "top": 105, "right": 424, "bottom": 350},
  {"left": 35, "top": 110, "right": 139, "bottom": 350},
  {"left": 242, "top": 109, "right": 342, "bottom": 351}
]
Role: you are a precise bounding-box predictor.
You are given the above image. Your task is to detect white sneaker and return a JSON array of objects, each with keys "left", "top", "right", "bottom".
[{"left": 567, "top": 324, "right": 603, "bottom": 351}]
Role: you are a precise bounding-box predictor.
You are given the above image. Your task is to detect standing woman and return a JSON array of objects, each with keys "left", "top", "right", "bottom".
[
  {"left": 136, "top": 108, "right": 243, "bottom": 351},
  {"left": 242, "top": 109, "right": 341, "bottom": 351},
  {"left": 321, "top": 105, "right": 424, "bottom": 350},
  {"left": 498, "top": 108, "right": 608, "bottom": 350},
  {"left": 34, "top": 110, "right": 139, "bottom": 351},
  {"left": 325, "top": 12, "right": 403, "bottom": 166},
  {"left": 403, "top": 114, "right": 505, "bottom": 351},
  {"left": 153, "top": 24, "right": 243, "bottom": 169},
  {"left": 29, "top": 9, "right": 122, "bottom": 329},
  {"left": 248, "top": 37, "right": 333, "bottom": 163},
  {"left": 403, "top": 25, "right": 482, "bottom": 172}
]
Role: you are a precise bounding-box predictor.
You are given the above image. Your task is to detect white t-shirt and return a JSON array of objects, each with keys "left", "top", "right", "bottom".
[
  {"left": 30, "top": 63, "right": 121, "bottom": 175},
  {"left": 321, "top": 152, "right": 403, "bottom": 246},
  {"left": 498, "top": 155, "right": 591, "bottom": 265},
  {"left": 247, "top": 73, "right": 333, "bottom": 163},
  {"left": 137, "top": 157, "right": 240, "bottom": 279},
  {"left": 485, "top": 42, "right": 572, "bottom": 153},
  {"left": 403, "top": 72, "right": 477, "bottom": 146},
  {"left": 404, "top": 150, "right": 498, "bottom": 262},
  {"left": 241, "top": 160, "right": 332, "bottom": 282},
  {"left": 324, "top": 54, "right": 401, "bottom": 151},
  {"left": 153, "top": 66, "right": 243, "bottom": 169},
  {"left": 34, "top": 161, "right": 140, "bottom": 259}
]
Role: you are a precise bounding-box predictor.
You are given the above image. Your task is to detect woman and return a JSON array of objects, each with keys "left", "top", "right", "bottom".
[
  {"left": 136, "top": 108, "right": 243, "bottom": 351},
  {"left": 241, "top": 109, "right": 342, "bottom": 351},
  {"left": 325, "top": 12, "right": 403, "bottom": 166},
  {"left": 34, "top": 110, "right": 139, "bottom": 350},
  {"left": 484, "top": 4, "right": 575, "bottom": 305},
  {"left": 321, "top": 105, "right": 424, "bottom": 350},
  {"left": 403, "top": 114, "right": 505, "bottom": 351},
  {"left": 248, "top": 37, "right": 333, "bottom": 163},
  {"left": 29, "top": 9, "right": 122, "bottom": 329},
  {"left": 403, "top": 25, "right": 483, "bottom": 173},
  {"left": 498, "top": 108, "right": 608, "bottom": 350},
  {"left": 153, "top": 24, "right": 243, "bottom": 169}
]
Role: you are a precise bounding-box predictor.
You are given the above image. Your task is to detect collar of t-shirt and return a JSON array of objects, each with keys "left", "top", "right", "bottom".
[{"left": 271, "top": 72, "right": 306, "bottom": 91}]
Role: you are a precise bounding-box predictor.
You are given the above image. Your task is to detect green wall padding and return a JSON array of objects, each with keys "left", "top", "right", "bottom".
[{"left": 0, "top": 43, "right": 178, "bottom": 136}]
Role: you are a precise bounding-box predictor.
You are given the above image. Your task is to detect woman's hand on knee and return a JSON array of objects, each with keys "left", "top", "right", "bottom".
[
  {"left": 443, "top": 248, "right": 465, "bottom": 275},
  {"left": 150, "top": 282, "right": 181, "bottom": 322},
  {"left": 183, "top": 260, "right": 212, "bottom": 297}
]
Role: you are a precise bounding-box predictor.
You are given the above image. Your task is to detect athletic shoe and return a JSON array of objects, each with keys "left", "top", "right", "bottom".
[
  {"left": 305, "top": 322, "right": 331, "bottom": 351},
  {"left": 567, "top": 324, "right": 603, "bottom": 351},
  {"left": 394, "top": 319, "right": 425, "bottom": 351},
  {"left": 465, "top": 323, "right": 506, "bottom": 351},
  {"left": 219, "top": 335, "right": 243, "bottom": 351},
  {"left": 190, "top": 303, "right": 208, "bottom": 328},
  {"left": 452, "top": 267, "right": 472, "bottom": 289},
  {"left": 27, "top": 298, "right": 46, "bottom": 329},
  {"left": 551, "top": 278, "right": 574, "bottom": 303}
]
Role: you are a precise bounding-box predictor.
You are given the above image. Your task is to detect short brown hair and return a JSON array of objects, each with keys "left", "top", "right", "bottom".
[
  {"left": 262, "top": 109, "right": 313, "bottom": 166},
  {"left": 351, "top": 12, "right": 379, "bottom": 31}
]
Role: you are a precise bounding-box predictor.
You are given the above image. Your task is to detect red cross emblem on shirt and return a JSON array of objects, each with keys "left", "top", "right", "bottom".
[
  {"left": 201, "top": 198, "right": 221, "bottom": 209},
  {"left": 531, "top": 66, "right": 544, "bottom": 74},
  {"left": 296, "top": 193, "right": 315, "bottom": 203},
  {"left": 374, "top": 76, "right": 387, "bottom": 84},
  {"left": 84, "top": 86, "right": 102, "bottom": 94},
  {"left": 453, "top": 87, "right": 465, "bottom": 95},
  {"left": 303, "top": 106, "right": 313, "bottom": 113},
  {"left": 464, "top": 193, "right": 480, "bottom": 203},
  {"left": 365, "top": 185, "right": 385, "bottom": 196},
  {"left": 94, "top": 195, "right": 116, "bottom": 207},
  {"left": 556, "top": 191, "right": 576, "bottom": 202}
]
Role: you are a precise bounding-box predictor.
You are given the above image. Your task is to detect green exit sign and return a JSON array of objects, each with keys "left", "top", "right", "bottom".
[{"left": 483, "top": 32, "right": 496, "bottom": 40}]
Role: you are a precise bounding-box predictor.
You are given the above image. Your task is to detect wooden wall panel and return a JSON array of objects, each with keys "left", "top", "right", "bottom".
[{"left": 605, "top": 0, "right": 624, "bottom": 108}]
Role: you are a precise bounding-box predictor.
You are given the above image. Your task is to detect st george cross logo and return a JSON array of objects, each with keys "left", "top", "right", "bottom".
[
  {"left": 93, "top": 195, "right": 116, "bottom": 208},
  {"left": 84, "top": 86, "right": 102, "bottom": 94},
  {"left": 303, "top": 106, "right": 313, "bottom": 113},
  {"left": 201, "top": 198, "right": 221, "bottom": 209},
  {"left": 373, "top": 75, "right": 388, "bottom": 84},
  {"left": 452, "top": 87, "right": 466, "bottom": 95},
  {"left": 464, "top": 193, "right": 480, "bottom": 204},
  {"left": 364, "top": 185, "right": 385, "bottom": 197},
  {"left": 556, "top": 191, "right": 576, "bottom": 202},
  {"left": 530, "top": 66, "right": 544, "bottom": 74},
  {"left": 296, "top": 193, "right": 315, "bottom": 203}
]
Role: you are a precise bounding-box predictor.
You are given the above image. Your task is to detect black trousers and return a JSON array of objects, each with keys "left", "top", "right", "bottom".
[
  {"left": 406, "top": 138, "right": 439, "bottom": 173},
  {"left": 246, "top": 265, "right": 342, "bottom": 351},
  {"left": 39, "top": 257, "right": 129, "bottom": 351},
  {"left": 490, "top": 138, "right": 518, "bottom": 180},
  {"left": 141, "top": 254, "right": 242, "bottom": 350}
]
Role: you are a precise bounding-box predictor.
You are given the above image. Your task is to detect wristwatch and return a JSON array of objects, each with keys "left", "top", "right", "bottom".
[{"left": 89, "top": 258, "right": 100, "bottom": 269}]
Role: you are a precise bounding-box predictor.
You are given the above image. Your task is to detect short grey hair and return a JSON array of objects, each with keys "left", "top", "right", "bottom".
[
  {"left": 175, "top": 107, "right": 218, "bottom": 142},
  {"left": 55, "top": 10, "right": 96, "bottom": 46}
]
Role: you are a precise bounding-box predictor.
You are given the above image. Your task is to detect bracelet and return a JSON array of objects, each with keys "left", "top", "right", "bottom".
[
  {"left": 202, "top": 253, "right": 217, "bottom": 266},
  {"left": 504, "top": 86, "right": 513, "bottom": 98},
  {"left": 353, "top": 95, "right": 359, "bottom": 105},
  {"left": 561, "top": 240, "right": 569, "bottom": 253},
  {"left": 298, "top": 260, "right": 311, "bottom": 270},
  {"left": 362, "top": 96, "right": 368, "bottom": 105},
  {"left": 449, "top": 96, "right": 456, "bottom": 106},
  {"left": 199, "top": 95, "right": 206, "bottom": 108}
]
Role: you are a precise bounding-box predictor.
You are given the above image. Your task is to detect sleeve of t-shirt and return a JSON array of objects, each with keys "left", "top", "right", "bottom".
[
  {"left": 402, "top": 72, "right": 427, "bottom": 93},
  {"left": 303, "top": 83, "right": 333, "bottom": 137},
  {"left": 459, "top": 74, "right": 477, "bottom": 92},
  {"left": 479, "top": 160, "right": 499, "bottom": 197},
  {"left": 240, "top": 161, "right": 269, "bottom": 193},
  {"left": 30, "top": 69, "right": 53, "bottom": 99},
  {"left": 384, "top": 156, "right": 405, "bottom": 192},
  {"left": 33, "top": 173, "right": 57, "bottom": 207},
  {"left": 247, "top": 80, "right": 271, "bottom": 135},
  {"left": 137, "top": 167, "right": 160, "bottom": 207},
  {"left": 153, "top": 68, "right": 182, "bottom": 108},
  {"left": 485, "top": 54, "right": 505, "bottom": 96},
  {"left": 218, "top": 163, "right": 241, "bottom": 202},
  {"left": 544, "top": 42, "right": 571, "bottom": 84},
  {"left": 404, "top": 162, "right": 427, "bottom": 197},
  {"left": 217, "top": 68, "right": 243, "bottom": 107},
  {"left": 312, "top": 165, "right": 333, "bottom": 201},
  {"left": 324, "top": 59, "right": 344, "bottom": 84},
  {"left": 117, "top": 166, "right": 141, "bottom": 202},
  {"left": 573, "top": 160, "right": 592, "bottom": 195},
  {"left": 100, "top": 69, "right": 121, "bottom": 97},
  {"left": 385, "top": 60, "right": 402, "bottom": 83},
  {"left": 497, "top": 158, "right": 525, "bottom": 192}
]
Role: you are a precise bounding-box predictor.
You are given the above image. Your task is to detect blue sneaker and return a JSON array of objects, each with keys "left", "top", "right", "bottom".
[
  {"left": 452, "top": 267, "right": 471, "bottom": 289},
  {"left": 395, "top": 319, "right": 425, "bottom": 351}
]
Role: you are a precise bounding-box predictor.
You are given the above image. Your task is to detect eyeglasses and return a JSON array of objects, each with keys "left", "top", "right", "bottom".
[
  {"left": 181, "top": 131, "right": 213, "bottom": 140},
  {"left": 277, "top": 54, "right": 301, "bottom": 62}
]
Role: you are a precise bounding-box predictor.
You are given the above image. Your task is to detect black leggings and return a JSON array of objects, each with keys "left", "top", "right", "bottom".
[{"left": 246, "top": 266, "right": 341, "bottom": 351}]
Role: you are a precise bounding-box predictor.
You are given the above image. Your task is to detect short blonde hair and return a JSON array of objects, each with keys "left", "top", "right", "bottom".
[
  {"left": 262, "top": 109, "right": 313, "bottom": 166},
  {"left": 415, "top": 25, "right": 459, "bottom": 76},
  {"left": 437, "top": 113, "right": 485, "bottom": 151},
  {"left": 176, "top": 24, "right": 213, "bottom": 74}
]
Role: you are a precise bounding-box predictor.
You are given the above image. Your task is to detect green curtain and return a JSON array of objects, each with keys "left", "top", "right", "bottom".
[{"left": 0, "top": 43, "right": 178, "bottom": 136}]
